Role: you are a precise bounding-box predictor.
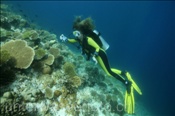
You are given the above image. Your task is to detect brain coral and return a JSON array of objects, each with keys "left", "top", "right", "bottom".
[{"left": 1, "top": 39, "right": 35, "bottom": 69}]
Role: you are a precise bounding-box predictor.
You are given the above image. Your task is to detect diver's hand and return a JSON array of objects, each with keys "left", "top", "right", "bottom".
[
  {"left": 60, "top": 34, "right": 68, "bottom": 42},
  {"left": 125, "top": 80, "right": 132, "bottom": 94},
  {"left": 92, "top": 56, "right": 98, "bottom": 65}
]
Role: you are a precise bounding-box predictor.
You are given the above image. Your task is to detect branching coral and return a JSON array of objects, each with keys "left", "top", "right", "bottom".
[
  {"left": 1, "top": 39, "right": 35, "bottom": 69},
  {"left": 0, "top": 101, "right": 29, "bottom": 116},
  {"left": 0, "top": 91, "right": 29, "bottom": 116}
]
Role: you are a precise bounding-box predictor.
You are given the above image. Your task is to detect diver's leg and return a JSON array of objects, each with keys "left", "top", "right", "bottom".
[
  {"left": 111, "top": 68, "right": 122, "bottom": 75},
  {"left": 111, "top": 69, "right": 129, "bottom": 78},
  {"left": 96, "top": 50, "right": 126, "bottom": 83},
  {"left": 96, "top": 50, "right": 142, "bottom": 114}
]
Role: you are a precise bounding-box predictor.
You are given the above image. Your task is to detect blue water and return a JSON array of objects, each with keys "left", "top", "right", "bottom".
[{"left": 3, "top": 1, "right": 175, "bottom": 116}]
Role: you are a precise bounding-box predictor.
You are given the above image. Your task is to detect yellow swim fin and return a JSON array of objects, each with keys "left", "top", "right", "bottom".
[
  {"left": 126, "top": 72, "right": 142, "bottom": 95},
  {"left": 125, "top": 86, "right": 135, "bottom": 114},
  {"left": 125, "top": 72, "right": 142, "bottom": 114},
  {"left": 111, "top": 69, "right": 142, "bottom": 114}
]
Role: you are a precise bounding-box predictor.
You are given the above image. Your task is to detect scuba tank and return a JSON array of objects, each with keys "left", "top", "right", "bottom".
[{"left": 93, "top": 30, "right": 110, "bottom": 51}]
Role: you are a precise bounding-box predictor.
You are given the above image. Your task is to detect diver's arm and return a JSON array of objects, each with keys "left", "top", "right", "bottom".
[
  {"left": 60, "top": 34, "right": 78, "bottom": 43},
  {"left": 67, "top": 38, "right": 78, "bottom": 43},
  {"left": 87, "top": 37, "right": 100, "bottom": 53}
]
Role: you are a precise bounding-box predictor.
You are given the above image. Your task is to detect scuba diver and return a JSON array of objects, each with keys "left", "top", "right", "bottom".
[{"left": 60, "top": 16, "right": 142, "bottom": 114}]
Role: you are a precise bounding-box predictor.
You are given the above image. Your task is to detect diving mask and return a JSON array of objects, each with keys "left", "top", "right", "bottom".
[{"left": 73, "top": 30, "right": 81, "bottom": 38}]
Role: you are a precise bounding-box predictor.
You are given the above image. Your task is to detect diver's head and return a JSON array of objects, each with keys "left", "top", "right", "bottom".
[
  {"left": 73, "top": 16, "right": 95, "bottom": 32},
  {"left": 73, "top": 30, "right": 83, "bottom": 40}
]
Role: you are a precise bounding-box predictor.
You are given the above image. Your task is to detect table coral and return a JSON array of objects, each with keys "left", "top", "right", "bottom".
[
  {"left": 1, "top": 39, "right": 35, "bottom": 69},
  {"left": 34, "top": 48, "right": 46, "bottom": 60},
  {"left": 42, "top": 54, "right": 55, "bottom": 66},
  {"left": 49, "top": 47, "right": 60, "bottom": 58}
]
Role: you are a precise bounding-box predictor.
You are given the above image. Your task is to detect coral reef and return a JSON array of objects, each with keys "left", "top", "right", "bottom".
[{"left": 1, "top": 39, "right": 35, "bottom": 69}]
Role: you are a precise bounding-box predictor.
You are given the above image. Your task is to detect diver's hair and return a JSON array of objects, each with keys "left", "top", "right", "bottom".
[{"left": 73, "top": 16, "right": 95, "bottom": 34}]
